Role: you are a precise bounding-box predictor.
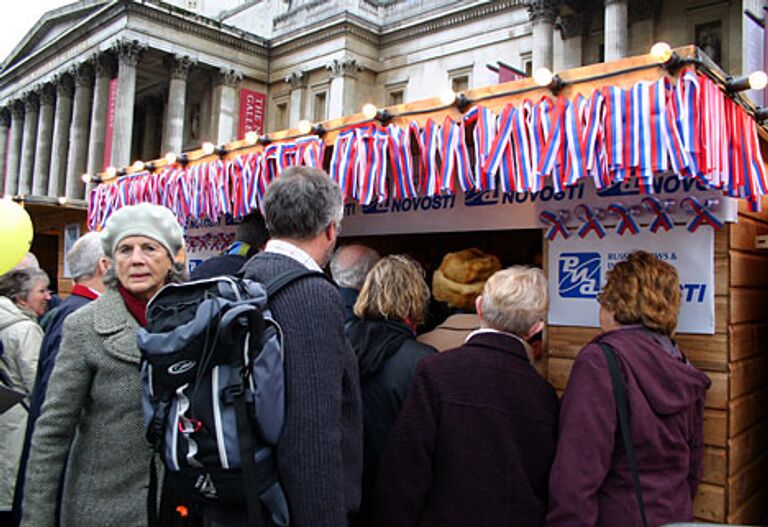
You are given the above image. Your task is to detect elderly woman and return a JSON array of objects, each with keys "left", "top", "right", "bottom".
[
  {"left": 375, "top": 266, "right": 558, "bottom": 527},
  {"left": 21, "top": 203, "right": 186, "bottom": 527},
  {"left": 345, "top": 255, "right": 436, "bottom": 527},
  {"left": 546, "top": 251, "right": 711, "bottom": 527},
  {"left": 0, "top": 268, "right": 49, "bottom": 520}
]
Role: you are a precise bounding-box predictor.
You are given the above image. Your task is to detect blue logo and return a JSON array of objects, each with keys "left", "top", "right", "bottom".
[
  {"left": 464, "top": 188, "right": 499, "bottom": 207},
  {"left": 558, "top": 253, "right": 601, "bottom": 298},
  {"left": 361, "top": 200, "right": 390, "bottom": 214}
]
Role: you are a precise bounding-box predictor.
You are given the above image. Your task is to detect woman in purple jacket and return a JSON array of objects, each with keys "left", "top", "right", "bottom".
[{"left": 546, "top": 251, "right": 711, "bottom": 527}]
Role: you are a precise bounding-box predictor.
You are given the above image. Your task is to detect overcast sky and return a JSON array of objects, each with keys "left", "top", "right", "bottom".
[{"left": 0, "top": 0, "right": 72, "bottom": 62}]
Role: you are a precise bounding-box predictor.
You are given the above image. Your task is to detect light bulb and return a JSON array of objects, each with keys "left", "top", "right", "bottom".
[
  {"left": 202, "top": 142, "right": 215, "bottom": 155},
  {"left": 105, "top": 166, "right": 117, "bottom": 179},
  {"left": 57, "top": 196, "right": 67, "bottom": 205},
  {"left": 533, "top": 67, "right": 554, "bottom": 87},
  {"left": 297, "top": 120, "right": 312, "bottom": 134},
  {"left": 650, "top": 42, "right": 673, "bottom": 63},
  {"left": 164, "top": 152, "right": 177, "bottom": 165},
  {"left": 244, "top": 131, "right": 258, "bottom": 145},
  {"left": 362, "top": 103, "right": 378, "bottom": 120},
  {"left": 132, "top": 160, "right": 145, "bottom": 171},
  {"left": 80, "top": 173, "right": 90, "bottom": 184},
  {"left": 439, "top": 90, "right": 456, "bottom": 106},
  {"left": 749, "top": 71, "right": 768, "bottom": 90}
]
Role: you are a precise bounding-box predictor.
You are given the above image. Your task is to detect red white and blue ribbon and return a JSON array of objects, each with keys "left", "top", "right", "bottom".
[
  {"left": 386, "top": 123, "right": 418, "bottom": 199},
  {"left": 607, "top": 203, "right": 640, "bottom": 235},
  {"left": 576, "top": 204, "right": 606, "bottom": 239},
  {"left": 439, "top": 115, "right": 474, "bottom": 193},
  {"left": 681, "top": 196, "right": 723, "bottom": 232},
  {"left": 539, "top": 210, "right": 570, "bottom": 240},
  {"left": 642, "top": 196, "right": 674, "bottom": 233},
  {"left": 420, "top": 119, "right": 441, "bottom": 196}
]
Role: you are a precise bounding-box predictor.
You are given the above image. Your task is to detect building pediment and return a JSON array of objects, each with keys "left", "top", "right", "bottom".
[{"left": 2, "top": 1, "right": 112, "bottom": 70}]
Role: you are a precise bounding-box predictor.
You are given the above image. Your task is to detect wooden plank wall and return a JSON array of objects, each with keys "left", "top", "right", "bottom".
[
  {"left": 726, "top": 204, "right": 768, "bottom": 525},
  {"left": 546, "top": 227, "right": 730, "bottom": 523}
]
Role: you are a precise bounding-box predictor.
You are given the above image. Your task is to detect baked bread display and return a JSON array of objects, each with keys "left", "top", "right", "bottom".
[{"left": 432, "top": 248, "right": 502, "bottom": 311}]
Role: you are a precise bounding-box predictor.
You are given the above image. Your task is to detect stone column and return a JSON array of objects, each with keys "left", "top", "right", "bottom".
[
  {"left": 5, "top": 102, "right": 24, "bottom": 195},
  {"left": 212, "top": 68, "right": 242, "bottom": 145},
  {"left": 527, "top": 0, "right": 560, "bottom": 71},
  {"left": 48, "top": 75, "right": 74, "bottom": 197},
  {"left": 558, "top": 13, "right": 589, "bottom": 70},
  {"left": 141, "top": 96, "right": 163, "bottom": 160},
  {"left": 111, "top": 39, "right": 145, "bottom": 169},
  {"left": 0, "top": 109, "right": 10, "bottom": 194},
  {"left": 629, "top": 0, "right": 661, "bottom": 56},
  {"left": 326, "top": 59, "right": 361, "bottom": 119},
  {"left": 604, "top": 0, "right": 628, "bottom": 61},
  {"left": 32, "top": 85, "right": 55, "bottom": 196},
  {"left": 161, "top": 55, "right": 195, "bottom": 155},
  {"left": 18, "top": 94, "right": 40, "bottom": 195},
  {"left": 65, "top": 65, "right": 94, "bottom": 199},
  {"left": 284, "top": 71, "right": 307, "bottom": 127},
  {"left": 86, "top": 55, "right": 114, "bottom": 180}
]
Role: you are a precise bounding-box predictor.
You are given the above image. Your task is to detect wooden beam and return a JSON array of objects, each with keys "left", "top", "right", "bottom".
[
  {"left": 730, "top": 322, "right": 768, "bottom": 362},
  {"left": 730, "top": 354, "right": 768, "bottom": 399},
  {"left": 727, "top": 452, "right": 768, "bottom": 515},
  {"left": 729, "top": 421, "right": 768, "bottom": 475},
  {"left": 693, "top": 482, "right": 726, "bottom": 523},
  {"left": 730, "top": 288, "right": 768, "bottom": 325},
  {"left": 729, "top": 387, "right": 768, "bottom": 437}
]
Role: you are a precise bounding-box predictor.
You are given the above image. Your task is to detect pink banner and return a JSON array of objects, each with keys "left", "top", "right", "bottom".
[
  {"left": 238, "top": 88, "right": 266, "bottom": 137},
  {"left": 103, "top": 78, "right": 118, "bottom": 169}
]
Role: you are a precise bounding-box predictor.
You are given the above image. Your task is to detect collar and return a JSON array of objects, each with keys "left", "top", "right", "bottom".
[
  {"left": 465, "top": 328, "right": 534, "bottom": 361},
  {"left": 70, "top": 283, "right": 101, "bottom": 301},
  {"left": 265, "top": 239, "right": 323, "bottom": 272}
]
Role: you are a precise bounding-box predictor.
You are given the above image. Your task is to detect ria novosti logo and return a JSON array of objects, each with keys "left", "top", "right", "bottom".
[{"left": 558, "top": 253, "right": 601, "bottom": 299}]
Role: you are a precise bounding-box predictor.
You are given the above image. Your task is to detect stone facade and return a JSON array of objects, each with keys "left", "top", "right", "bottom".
[{"left": 0, "top": 0, "right": 757, "bottom": 203}]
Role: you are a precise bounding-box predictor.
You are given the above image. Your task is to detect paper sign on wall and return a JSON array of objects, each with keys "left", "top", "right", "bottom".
[{"left": 547, "top": 228, "right": 715, "bottom": 334}]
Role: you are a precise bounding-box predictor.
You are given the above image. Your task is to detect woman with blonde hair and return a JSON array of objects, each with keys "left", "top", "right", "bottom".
[
  {"left": 547, "top": 251, "right": 711, "bottom": 527},
  {"left": 346, "top": 254, "right": 436, "bottom": 527}
]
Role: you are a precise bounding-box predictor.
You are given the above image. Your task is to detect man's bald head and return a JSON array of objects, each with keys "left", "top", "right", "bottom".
[{"left": 330, "top": 244, "right": 380, "bottom": 290}]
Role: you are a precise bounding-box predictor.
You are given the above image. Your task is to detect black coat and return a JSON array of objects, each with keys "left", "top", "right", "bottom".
[
  {"left": 345, "top": 319, "right": 435, "bottom": 526},
  {"left": 189, "top": 254, "right": 247, "bottom": 280},
  {"left": 374, "top": 331, "right": 559, "bottom": 527}
]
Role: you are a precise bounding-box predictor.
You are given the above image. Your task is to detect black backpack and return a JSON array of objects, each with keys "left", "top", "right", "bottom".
[{"left": 137, "top": 268, "right": 323, "bottom": 527}]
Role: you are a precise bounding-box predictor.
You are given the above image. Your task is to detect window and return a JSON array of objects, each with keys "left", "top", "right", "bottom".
[
  {"left": 185, "top": 0, "right": 199, "bottom": 11},
  {"left": 695, "top": 21, "right": 722, "bottom": 66},
  {"left": 275, "top": 100, "right": 288, "bottom": 131},
  {"left": 313, "top": 91, "right": 327, "bottom": 122},
  {"left": 388, "top": 89, "right": 404, "bottom": 106},
  {"left": 520, "top": 52, "right": 532, "bottom": 77},
  {"left": 448, "top": 66, "right": 472, "bottom": 94}
]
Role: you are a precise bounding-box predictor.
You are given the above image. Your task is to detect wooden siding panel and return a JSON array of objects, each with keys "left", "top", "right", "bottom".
[
  {"left": 729, "top": 421, "right": 768, "bottom": 475},
  {"left": 692, "top": 483, "right": 726, "bottom": 523}
]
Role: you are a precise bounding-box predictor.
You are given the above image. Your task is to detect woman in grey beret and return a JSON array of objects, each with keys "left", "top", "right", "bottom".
[{"left": 20, "top": 203, "right": 187, "bottom": 527}]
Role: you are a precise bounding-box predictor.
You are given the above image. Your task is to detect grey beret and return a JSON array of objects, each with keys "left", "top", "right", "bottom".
[{"left": 100, "top": 203, "right": 184, "bottom": 260}]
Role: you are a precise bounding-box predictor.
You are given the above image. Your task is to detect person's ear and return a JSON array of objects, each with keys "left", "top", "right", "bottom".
[
  {"left": 98, "top": 257, "right": 110, "bottom": 275},
  {"left": 523, "top": 319, "right": 545, "bottom": 341},
  {"left": 475, "top": 295, "right": 483, "bottom": 319}
]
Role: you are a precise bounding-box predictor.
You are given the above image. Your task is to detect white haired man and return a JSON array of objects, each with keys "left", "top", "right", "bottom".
[
  {"left": 375, "top": 266, "right": 559, "bottom": 527},
  {"left": 330, "top": 244, "right": 380, "bottom": 323},
  {"left": 12, "top": 232, "right": 108, "bottom": 524}
]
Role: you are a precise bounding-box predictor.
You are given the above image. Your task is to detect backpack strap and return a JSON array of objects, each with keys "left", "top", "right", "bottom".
[
  {"left": 264, "top": 267, "right": 331, "bottom": 298},
  {"left": 599, "top": 342, "right": 649, "bottom": 527}
]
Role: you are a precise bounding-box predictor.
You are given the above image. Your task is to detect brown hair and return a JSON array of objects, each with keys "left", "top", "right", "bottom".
[
  {"left": 353, "top": 254, "right": 430, "bottom": 325},
  {"left": 598, "top": 251, "right": 681, "bottom": 336}
]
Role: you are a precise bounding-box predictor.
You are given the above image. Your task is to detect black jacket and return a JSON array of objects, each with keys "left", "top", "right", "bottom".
[{"left": 346, "top": 319, "right": 435, "bottom": 526}]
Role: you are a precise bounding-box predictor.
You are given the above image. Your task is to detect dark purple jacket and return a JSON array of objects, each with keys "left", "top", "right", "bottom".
[
  {"left": 375, "top": 331, "right": 559, "bottom": 527},
  {"left": 546, "top": 327, "right": 711, "bottom": 527}
]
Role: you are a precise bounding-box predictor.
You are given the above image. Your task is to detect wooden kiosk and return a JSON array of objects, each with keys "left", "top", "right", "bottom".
[{"left": 91, "top": 46, "right": 768, "bottom": 525}]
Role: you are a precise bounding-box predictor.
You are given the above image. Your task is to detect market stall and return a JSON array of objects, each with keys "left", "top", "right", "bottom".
[{"left": 88, "top": 45, "right": 768, "bottom": 524}]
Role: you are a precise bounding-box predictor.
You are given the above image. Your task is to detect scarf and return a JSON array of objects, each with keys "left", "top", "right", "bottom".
[
  {"left": 70, "top": 283, "right": 100, "bottom": 301},
  {"left": 118, "top": 284, "right": 148, "bottom": 327}
]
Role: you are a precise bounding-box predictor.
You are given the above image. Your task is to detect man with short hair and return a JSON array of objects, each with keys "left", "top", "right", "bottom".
[
  {"left": 190, "top": 211, "right": 270, "bottom": 279},
  {"left": 222, "top": 167, "right": 363, "bottom": 527},
  {"left": 330, "top": 244, "right": 380, "bottom": 323},
  {"left": 12, "top": 232, "right": 109, "bottom": 524},
  {"left": 375, "top": 266, "right": 559, "bottom": 527}
]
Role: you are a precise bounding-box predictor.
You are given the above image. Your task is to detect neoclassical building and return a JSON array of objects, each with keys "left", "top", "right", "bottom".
[{"left": 0, "top": 0, "right": 762, "bottom": 284}]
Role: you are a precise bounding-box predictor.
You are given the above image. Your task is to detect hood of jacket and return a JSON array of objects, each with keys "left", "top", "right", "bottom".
[
  {"left": 0, "top": 296, "right": 33, "bottom": 332},
  {"left": 598, "top": 327, "right": 711, "bottom": 415},
  {"left": 347, "top": 318, "right": 414, "bottom": 380}
]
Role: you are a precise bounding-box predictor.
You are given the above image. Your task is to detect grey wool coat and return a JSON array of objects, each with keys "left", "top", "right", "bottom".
[{"left": 21, "top": 288, "right": 152, "bottom": 527}]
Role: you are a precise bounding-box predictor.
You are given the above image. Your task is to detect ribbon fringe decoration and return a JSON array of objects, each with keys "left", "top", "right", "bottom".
[{"left": 88, "top": 68, "right": 767, "bottom": 229}]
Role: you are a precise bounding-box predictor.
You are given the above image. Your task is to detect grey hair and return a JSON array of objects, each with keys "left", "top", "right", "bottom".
[
  {"left": 103, "top": 261, "right": 188, "bottom": 291},
  {"left": 14, "top": 252, "right": 40, "bottom": 271},
  {"left": 481, "top": 266, "right": 548, "bottom": 337},
  {"left": 264, "top": 166, "right": 344, "bottom": 240},
  {"left": 330, "top": 245, "right": 380, "bottom": 289},
  {"left": 66, "top": 232, "right": 105, "bottom": 282},
  {"left": 0, "top": 268, "right": 49, "bottom": 302}
]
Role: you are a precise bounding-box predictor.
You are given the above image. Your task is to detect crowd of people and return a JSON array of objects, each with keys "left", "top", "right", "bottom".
[{"left": 0, "top": 166, "right": 711, "bottom": 527}]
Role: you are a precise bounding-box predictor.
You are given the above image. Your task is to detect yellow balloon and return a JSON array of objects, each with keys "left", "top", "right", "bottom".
[{"left": 0, "top": 199, "right": 33, "bottom": 275}]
